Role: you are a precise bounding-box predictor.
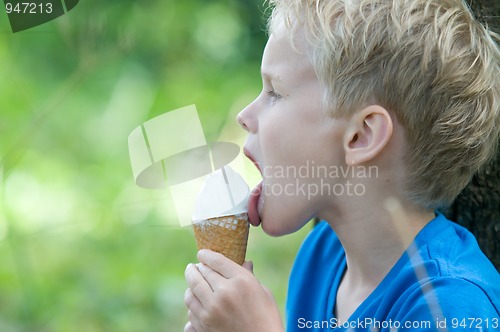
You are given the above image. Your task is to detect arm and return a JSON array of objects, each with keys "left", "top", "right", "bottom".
[{"left": 184, "top": 249, "right": 285, "bottom": 332}]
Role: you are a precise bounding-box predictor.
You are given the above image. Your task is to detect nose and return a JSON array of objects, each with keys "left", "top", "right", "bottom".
[{"left": 237, "top": 98, "right": 259, "bottom": 133}]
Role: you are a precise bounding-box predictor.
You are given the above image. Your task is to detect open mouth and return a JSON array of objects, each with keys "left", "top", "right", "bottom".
[
  {"left": 243, "top": 148, "right": 263, "bottom": 226},
  {"left": 243, "top": 148, "right": 262, "bottom": 176}
]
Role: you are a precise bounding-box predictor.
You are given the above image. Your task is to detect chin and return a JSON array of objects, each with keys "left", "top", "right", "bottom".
[
  {"left": 261, "top": 220, "right": 288, "bottom": 237},
  {"left": 260, "top": 209, "right": 308, "bottom": 237}
]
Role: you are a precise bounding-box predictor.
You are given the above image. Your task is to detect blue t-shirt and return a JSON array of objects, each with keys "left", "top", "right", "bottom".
[{"left": 286, "top": 213, "right": 500, "bottom": 331}]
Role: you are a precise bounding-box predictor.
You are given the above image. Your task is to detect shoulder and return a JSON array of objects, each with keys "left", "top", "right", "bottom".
[
  {"left": 382, "top": 215, "right": 500, "bottom": 329},
  {"left": 407, "top": 277, "right": 499, "bottom": 313},
  {"left": 407, "top": 213, "right": 499, "bottom": 289},
  {"left": 394, "top": 277, "right": 500, "bottom": 330}
]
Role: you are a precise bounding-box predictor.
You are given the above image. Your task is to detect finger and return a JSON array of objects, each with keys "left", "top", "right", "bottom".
[
  {"left": 184, "top": 288, "right": 204, "bottom": 317},
  {"left": 196, "top": 263, "right": 225, "bottom": 291},
  {"left": 185, "top": 263, "right": 213, "bottom": 305},
  {"left": 184, "top": 322, "right": 196, "bottom": 332},
  {"left": 184, "top": 321, "right": 198, "bottom": 332},
  {"left": 242, "top": 260, "right": 254, "bottom": 273},
  {"left": 197, "top": 249, "right": 243, "bottom": 279},
  {"left": 188, "top": 310, "right": 207, "bottom": 332}
]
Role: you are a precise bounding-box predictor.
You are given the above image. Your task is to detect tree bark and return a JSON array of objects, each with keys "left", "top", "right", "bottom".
[
  {"left": 466, "top": 0, "right": 500, "bottom": 32},
  {"left": 441, "top": 0, "right": 500, "bottom": 271}
]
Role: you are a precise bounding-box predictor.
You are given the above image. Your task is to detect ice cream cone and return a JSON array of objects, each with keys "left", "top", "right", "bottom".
[{"left": 192, "top": 213, "right": 249, "bottom": 265}]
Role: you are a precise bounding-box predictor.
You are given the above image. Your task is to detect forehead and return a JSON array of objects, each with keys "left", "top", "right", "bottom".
[{"left": 261, "top": 26, "right": 315, "bottom": 82}]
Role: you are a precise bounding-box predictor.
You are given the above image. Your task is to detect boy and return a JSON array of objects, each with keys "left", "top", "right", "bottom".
[{"left": 184, "top": 0, "right": 500, "bottom": 331}]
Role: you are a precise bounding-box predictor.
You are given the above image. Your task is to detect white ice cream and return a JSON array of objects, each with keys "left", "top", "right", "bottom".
[{"left": 192, "top": 166, "right": 249, "bottom": 222}]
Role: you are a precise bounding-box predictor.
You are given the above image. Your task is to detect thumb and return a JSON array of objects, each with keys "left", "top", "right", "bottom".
[{"left": 242, "top": 260, "right": 254, "bottom": 273}]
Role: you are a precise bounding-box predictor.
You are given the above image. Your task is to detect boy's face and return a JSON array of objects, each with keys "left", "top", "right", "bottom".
[{"left": 238, "top": 26, "right": 348, "bottom": 236}]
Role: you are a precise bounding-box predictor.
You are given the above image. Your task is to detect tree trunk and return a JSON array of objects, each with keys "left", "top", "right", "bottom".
[
  {"left": 441, "top": 0, "right": 500, "bottom": 271},
  {"left": 466, "top": 0, "right": 500, "bottom": 32}
]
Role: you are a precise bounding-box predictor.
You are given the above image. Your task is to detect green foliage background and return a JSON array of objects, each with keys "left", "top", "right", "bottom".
[{"left": 0, "top": 1, "right": 310, "bottom": 331}]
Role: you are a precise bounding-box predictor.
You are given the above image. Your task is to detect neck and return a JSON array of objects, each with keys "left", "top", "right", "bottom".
[{"left": 322, "top": 197, "right": 434, "bottom": 287}]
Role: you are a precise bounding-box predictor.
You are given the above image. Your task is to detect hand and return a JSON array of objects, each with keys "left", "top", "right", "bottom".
[{"left": 184, "top": 249, "right": 284, "bottom": 332}]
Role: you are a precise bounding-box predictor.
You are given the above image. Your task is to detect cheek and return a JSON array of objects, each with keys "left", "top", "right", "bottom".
[
  {"left": 258, "top": 113, "right": 324, "bottom": 235},
  {"left": 256, "top": 100, "right": 342, "bottom": 235},
  {"left": 259, "top": 110, "right": 308, "bottom": 164},
  {"left": 261, "top": 178, "right": 314, "bottom": 236},
  {"left": 259, "top": 115, "right": 290, "bottom": 167}
]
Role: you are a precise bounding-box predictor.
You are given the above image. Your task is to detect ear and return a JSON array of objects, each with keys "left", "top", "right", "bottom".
[{"left": 343, "top": 105, "right": 393, "bottom": 165}]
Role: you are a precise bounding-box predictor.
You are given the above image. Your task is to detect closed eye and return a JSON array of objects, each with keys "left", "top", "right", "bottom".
[{"left": 267, "top": 90, "right": 282, "bottom": 102}]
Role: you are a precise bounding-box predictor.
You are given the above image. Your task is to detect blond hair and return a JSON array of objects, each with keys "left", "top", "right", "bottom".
[{"left": 267, "top": 0, "right": 500, "bottom": 209}]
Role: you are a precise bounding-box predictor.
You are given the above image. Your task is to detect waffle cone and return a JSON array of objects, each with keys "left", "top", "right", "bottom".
[{"left": 192, "top": 213, "right": 249, "bottom": 265}]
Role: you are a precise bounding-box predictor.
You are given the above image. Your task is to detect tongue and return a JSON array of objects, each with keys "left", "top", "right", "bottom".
[{"left": 248, "top": 181, "right": 263, "bottom": 226}]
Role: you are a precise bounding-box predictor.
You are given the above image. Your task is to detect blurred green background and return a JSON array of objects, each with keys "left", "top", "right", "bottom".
[{"left": 0, "top": 1, "right": 311, "bottom": 331}]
